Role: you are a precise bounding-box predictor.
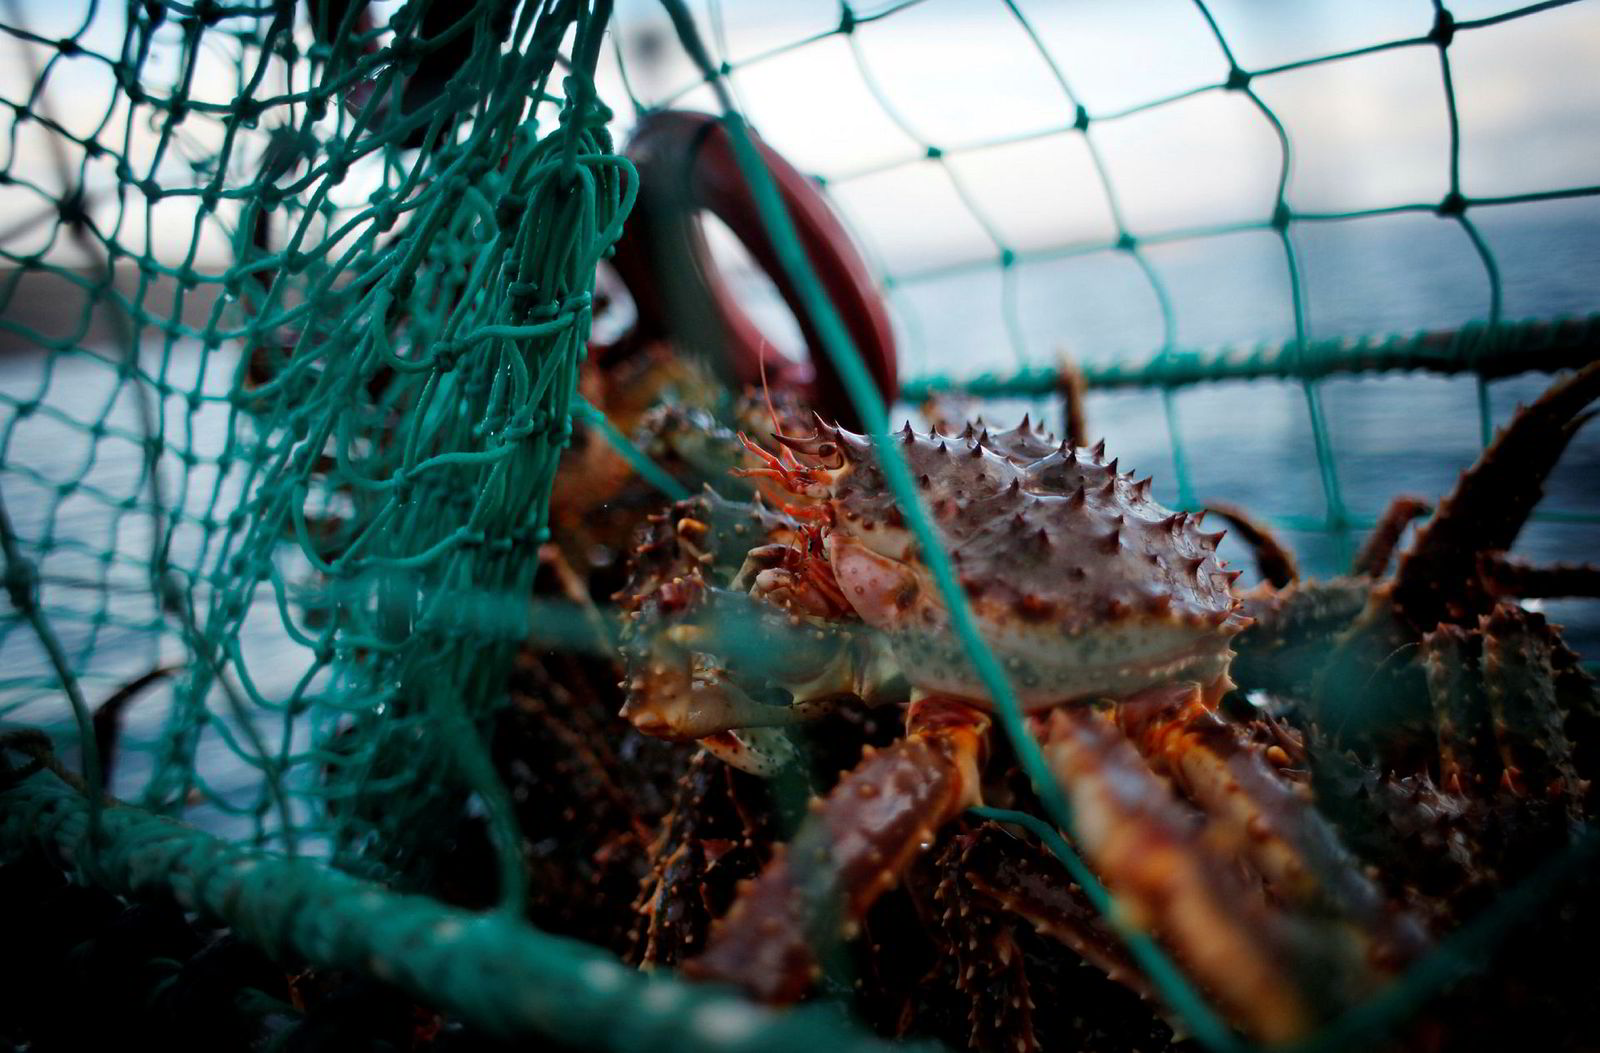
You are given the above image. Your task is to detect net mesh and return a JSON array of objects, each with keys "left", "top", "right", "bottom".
[
  {"left": 0, "top": 1, "right": 1597, "bottom": 1051},
  {"left": 0, "top": 0, "right": 634, "bottom": 884},
  {"left": 607, "top": 0, "right": 1599, "bottom": 560}
]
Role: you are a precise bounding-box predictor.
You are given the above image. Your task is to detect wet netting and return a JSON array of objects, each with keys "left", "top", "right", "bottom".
[{"left": 0, "top": 1, "right": 1597, "bottom": 1051}]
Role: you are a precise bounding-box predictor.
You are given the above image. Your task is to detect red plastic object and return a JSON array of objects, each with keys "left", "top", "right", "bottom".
[{"left": 601, "top": 110, "right": 898, "bottom": 426}]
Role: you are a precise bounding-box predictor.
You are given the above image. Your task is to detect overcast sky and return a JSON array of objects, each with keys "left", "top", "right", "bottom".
[{"left": 0, "top": 0, "right": 1594, "bottom": 273}]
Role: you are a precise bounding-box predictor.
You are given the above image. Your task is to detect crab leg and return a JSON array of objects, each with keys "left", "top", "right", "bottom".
[
  {"left": 1350, "top": 496, "right": 1431, "bottom": 578},
  {"left": 1057, "top": 351, "right": 1091, "bottom": 450},
  {"left": 1034, "top": 703, "right": 1321, "bottom": 1044},
  {"left": 620, "top": 632, "right": 831, "bottom": 743},
  {"left": 1478, "top": 554, "right": 1600, "bottom": 600},
  {"left": 1480, "top": 605, "right": 1584, "bottom": 818},
  {"left": 633, "top": 751, "right": 773, "bottom": 968},
  {"left": 1318, "top": 364, "right": 1600, "bottom": 729},
  {"left": 1422, "top": 624, "right": 1494, "bottom": 796},
  {"left": 685, "top": 694, "right": 989, "bottom": 1002},
  {"left": 920, "top": 831, "right": 1044, "bottom": 1053},
  {"left": 1392, "top": 358, "right": 1600, "bottom": 630},
  {"left": 952, "top": 822, "right": 1156, "bottom": 1004},
  {"left": 1113, "top": 684, "right": 1428, "bottom": 968},
  {"left": 1205, "top": 500, "right": 1300, "bottom": 588}
]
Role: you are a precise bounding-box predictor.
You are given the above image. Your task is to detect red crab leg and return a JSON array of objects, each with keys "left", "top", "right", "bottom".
[
  {"left": 953, "top": 822, "right": 1156, "bottom": 1004},
  {"left": 620, "top": 632, "right": 830, "bottom": 743},
  {"left": 684, "top": 694, "right": 989, "bottom": 1002},
  {"left": 730, "top": 432, "right": 797, "bottom": 489},
  {"left": 1478, "top": 553, "right": 1600, "bottom": 600},
  {"left": 1481, "top": 605, "right": 1584, "bottom": 812},
  {"left": 1421, "top": 623, "right": 1492, "bottom": 796},
  {"left": 1392, "top": 358, "right": 1600, "bottom": 630},
  {"left": 1057, "top": 351, "right": 1090, "bottom": 449},
  {"left": 1204, "top": 501, "right": 1300, "bottom": 588},
  {"left": 1113, "top": 684, "right": 1428, "bottom": 969},
  {"left": 920, "top": 832, "right": 1043, "bottom": 1053},
  {"left": 1319, "top": 363, "right": 1600, "bottom": 730},
  {"left": 1035, "top": 703, "right": 1318, "bottom": 1044},
  {"left": 732, "top": 432, "right": 836, "bottom": 504},
  {"left": 1350, "top": 495, "right": 1431, "bottom": 578},
  {"left": 633, "top": 751, "right": 773, "bottom": 968}
]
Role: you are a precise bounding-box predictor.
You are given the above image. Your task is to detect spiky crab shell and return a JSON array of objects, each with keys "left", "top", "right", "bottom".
[{"left": 782, "top": 419, "right": 1248, "bottom": 707}]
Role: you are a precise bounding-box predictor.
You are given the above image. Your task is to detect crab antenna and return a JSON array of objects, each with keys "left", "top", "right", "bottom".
[
  {"left": 758, "top": 338, "right": 780, "bottom": 437},
  {"left": 755, "top": 340, "right": 809, "bottom": 473}
]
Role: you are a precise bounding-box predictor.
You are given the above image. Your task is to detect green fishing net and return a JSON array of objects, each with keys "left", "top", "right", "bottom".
[{"left": 0, "top": 1, "right": 1596, "bottom": 1051}]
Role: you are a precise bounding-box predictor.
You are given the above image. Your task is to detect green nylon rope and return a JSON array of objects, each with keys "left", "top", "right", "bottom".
[
  {"left": 899, "top": 315, "right": 1600, "bottom": 396},
  {"left": 0, "top": 762, "right": 927, "bottom": 1053}
]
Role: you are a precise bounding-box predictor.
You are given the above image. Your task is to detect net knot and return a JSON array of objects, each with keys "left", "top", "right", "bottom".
[
  {"left": 4, "top": 552, "right": 39, "bottom": 614},
  {"left": 191, "top": 0, "right": 224, "bottom": 27},
  {"left": 560, "top": 291, "right": 592, "bottom": 317},
  {"left": 56, "top": 187, "right": 89, "bottom": 228},
  {"left": 494, "top": 198, "right": 523, "bottom": 231},
  {"left": 432, "top": 342, "right": 462, "bottom": 372},
  {"left": 372, "top": 198, "right": 398, "bottom": 232},
  {"left": 1437, "top": 191, "right": 1467, "bottom": 217},
  {"left": 1224, "top": 65, "right": 1252, "bottom": 91},
  {"left": 1430, "top": 8, "right": 1457, "bottom": 47},
  {"left": 390, "top": 467, "right": 414, "bottom": 503},
  {"left": 231, "top": 96, "right": 263, "bottom": 126}
]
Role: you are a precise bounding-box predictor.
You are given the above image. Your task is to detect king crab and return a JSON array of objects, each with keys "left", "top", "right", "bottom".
[
  {"left": 616, "top": 415, "right": 1431, "bottom": 1042},
  {"left": 1213, "top": 361, "right": 1600, "bottom": 929}
]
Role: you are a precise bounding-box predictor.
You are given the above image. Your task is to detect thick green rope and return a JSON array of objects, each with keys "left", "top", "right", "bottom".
[
  {"left": 0, "top": 762, "right": 924, "bottom": 1053},
  {"left": 899, "top": 314, "right": 1600, "bottom": 398}
]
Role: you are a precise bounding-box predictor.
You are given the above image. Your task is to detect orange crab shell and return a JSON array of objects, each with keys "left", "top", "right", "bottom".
[{"left": 765, "top": 418, "right": 1250, "bottom": 708}]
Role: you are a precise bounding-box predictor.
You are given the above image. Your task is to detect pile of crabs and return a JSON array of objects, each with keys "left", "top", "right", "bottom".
[{"left": 490, "top": 353, "right": 1600, "bottom": 1053}]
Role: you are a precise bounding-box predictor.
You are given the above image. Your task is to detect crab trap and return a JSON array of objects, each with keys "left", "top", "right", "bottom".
[{"left": 1, "top": 0, "right": 1598, "bottom": 1050}]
